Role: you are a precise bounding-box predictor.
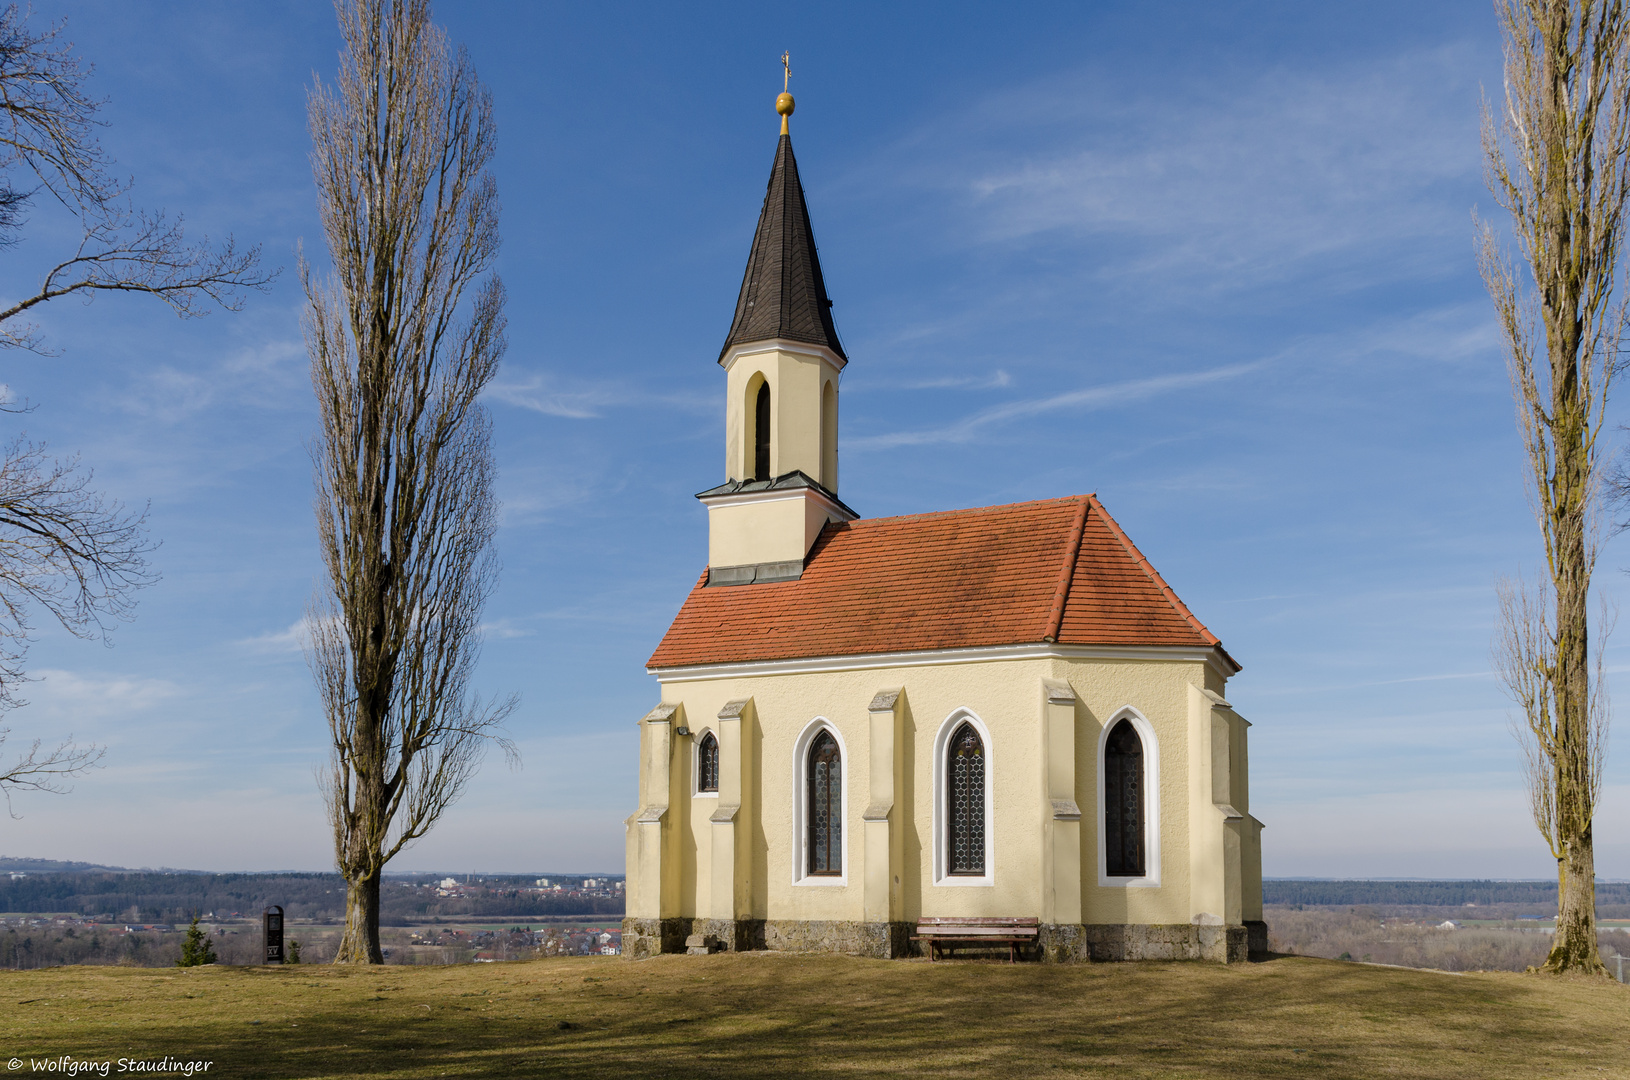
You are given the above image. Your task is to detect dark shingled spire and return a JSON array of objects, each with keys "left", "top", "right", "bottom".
[{"left": 719, "top": 134, "right": 846, "bottom": 364}]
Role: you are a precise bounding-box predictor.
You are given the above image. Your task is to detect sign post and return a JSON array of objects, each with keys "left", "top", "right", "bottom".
[{"left": 263, "top": 905, "right": 284, "bottom": 964}]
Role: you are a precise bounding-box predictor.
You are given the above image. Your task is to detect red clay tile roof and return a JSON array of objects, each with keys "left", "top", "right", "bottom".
[{"left": 647, "top": 494, "right": 1236, "bottom": 671}]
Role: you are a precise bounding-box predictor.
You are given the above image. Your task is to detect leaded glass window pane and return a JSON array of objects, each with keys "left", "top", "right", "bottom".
[
  {"left": 947, "top": 722, "right": 985, "bottom": 875},
  {"left": 1105, "top": 719, "right": 1145, "bottom": 877},
  {"left": 807, "top": 730, "right": 842, "bottom": 875},
  {"left": 698, "top": 732, "right": 719, "bottom": 793}
]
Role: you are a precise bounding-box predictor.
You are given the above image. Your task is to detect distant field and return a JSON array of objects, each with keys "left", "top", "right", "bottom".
[{"left": 2, "top": 953, "right": 1628, "bottom": 1078}]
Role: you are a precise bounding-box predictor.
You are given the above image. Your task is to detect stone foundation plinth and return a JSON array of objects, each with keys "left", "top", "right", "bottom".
[
  {"left": 621, "top": 917, "right": 686, "bottom": 959},
  {"left": 762, "top": 919, "right": 912, "bottom": 958},
  {"left": 629, "top": 918, "right": 1253, "bottom": 963},
  {"left": 1037, "top": 922, "right": 1249, "bottom": 963},
  {"left": 625, "top": 918, "right": 910, "bottom": 959}
]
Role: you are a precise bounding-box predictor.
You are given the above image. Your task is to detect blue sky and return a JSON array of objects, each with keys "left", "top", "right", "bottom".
[{"left": 2, "top": 0, "right": 1620, "bottom": 879}]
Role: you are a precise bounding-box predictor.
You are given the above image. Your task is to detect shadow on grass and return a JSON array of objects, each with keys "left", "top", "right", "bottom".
[{"left": 10, "top": 953, "right": 1627, "bottom": 1079}]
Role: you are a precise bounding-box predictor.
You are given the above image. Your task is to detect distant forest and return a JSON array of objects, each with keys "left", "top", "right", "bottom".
[
  {"left": 0, "top": 871, "right": 623, "bottom": 924},
  {"left": 1264, "top": 879, "right": 1630, "bottom": 909},
  {"left": 12, "top": 870, "right": 1629, "bottom": 922}
]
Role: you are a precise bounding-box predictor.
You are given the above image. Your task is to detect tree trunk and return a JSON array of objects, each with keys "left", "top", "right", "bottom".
[
  {"left": 1548, "top": 825, "right": 1603, "bottom": 972},
  {"left": 334, "top": 868, "right": 383, "bottom": 964}
]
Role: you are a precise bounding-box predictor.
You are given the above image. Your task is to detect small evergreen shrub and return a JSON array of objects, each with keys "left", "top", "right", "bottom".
[
  {"left": 176, "top": 916, "right": 217, "bottom": 967},
  {"left": 287, "top": 939, "right": 302, "bottom": 964}
]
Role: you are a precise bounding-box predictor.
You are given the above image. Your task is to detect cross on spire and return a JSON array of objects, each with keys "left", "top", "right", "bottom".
[{"left": 782, "top": 51, "right": 790, "bottom": 92}]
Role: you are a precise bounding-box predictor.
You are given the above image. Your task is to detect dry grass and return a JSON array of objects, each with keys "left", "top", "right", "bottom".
[{"left": 2, "top": 952, "right": 1628, "bottom": 1078}]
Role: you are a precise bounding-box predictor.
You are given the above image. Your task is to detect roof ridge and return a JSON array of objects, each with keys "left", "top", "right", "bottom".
[
  {"left": 841, "top": 492, "right": 1096, "bottom": 532},
  {"left": 1084, "top": 494, "right": 1221, "bottom": 648},
  {"left": 1042, "top": 496, "right": 1091, "bottom": 643}
]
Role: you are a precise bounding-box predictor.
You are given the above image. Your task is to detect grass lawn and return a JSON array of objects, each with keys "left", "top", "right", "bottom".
[{"left": 2, "top": 953, "right": 1627, "bottom": 1078}]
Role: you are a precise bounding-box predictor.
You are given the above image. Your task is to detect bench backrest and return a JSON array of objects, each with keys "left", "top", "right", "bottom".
[{"left": 916, "top": 917, "right": 1039, "bottom": 927}]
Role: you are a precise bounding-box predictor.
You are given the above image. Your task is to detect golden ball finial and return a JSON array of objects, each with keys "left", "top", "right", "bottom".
[{"left": 776, "top": 92, "right": 795, "bottom": 117}]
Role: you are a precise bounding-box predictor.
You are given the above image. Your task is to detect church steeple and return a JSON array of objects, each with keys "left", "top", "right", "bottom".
[
  {"left": 699, "top": 77, "right": 856, "bottom": 587},
  {"left": 718, "top": 121, "right": 846, "bottom": 364}
]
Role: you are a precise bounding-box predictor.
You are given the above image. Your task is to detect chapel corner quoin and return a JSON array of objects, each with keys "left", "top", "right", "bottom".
[{"left": 623, "top": 90, "right": 1265, "bottom": 964}]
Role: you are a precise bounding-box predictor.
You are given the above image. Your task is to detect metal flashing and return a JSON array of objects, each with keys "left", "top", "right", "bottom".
[
  {"left": 695, "top": 469, "right": 858, "bottom": 521},
  {"left": 706, "top": 560, "right": 804, "bottom": 587}
]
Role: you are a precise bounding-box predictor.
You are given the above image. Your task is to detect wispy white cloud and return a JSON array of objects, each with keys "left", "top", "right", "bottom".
[
  {"left": 235, "top": 615, "right": 347, "bottom": 657},
  {"left": 236, "top": 618, "right": 311, "bottom": 655},
  {"left": 485, "top": 372, "right": 710, "bottom": 419},
  {"left": 848, "top": 44, "right": 1483, "bottom": 301},
  {"left": 115, "top": 337, "right": 306, "bottom": 423},
  {"left": 971, "top": 52, "right": 1477, "bottom": 278},
  {"left": 894, "top": 370, "right": 1013, "bottom": 391},
  {"left": 849, "top": 358, "right": 1267, "bottom": 450},
  {"left": 30, "top": 668, "right": 184, "bottom": 715},
  {"left": 478, "top": 617, "right": 534, "bottom": 640},
  {"left": 485, "top": 375, "right": 622, "bottom": 419}
]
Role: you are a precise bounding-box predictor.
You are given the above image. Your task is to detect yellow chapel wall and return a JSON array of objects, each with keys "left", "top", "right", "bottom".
[{"left": 652, "top": 652, "right": 1231, "bottom": 929}]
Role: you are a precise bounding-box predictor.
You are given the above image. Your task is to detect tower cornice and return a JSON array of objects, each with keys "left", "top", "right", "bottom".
[{"left": 719, "top": 337, "right": 847, "bottom": 373}]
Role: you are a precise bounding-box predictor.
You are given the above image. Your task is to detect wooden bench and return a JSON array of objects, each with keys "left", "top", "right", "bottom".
[{"left": 911, "top": 917, "right": 1039, "bottom": 962}]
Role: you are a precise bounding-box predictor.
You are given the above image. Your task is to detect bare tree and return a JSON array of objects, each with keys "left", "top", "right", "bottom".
[
  {"left": 1479, "top": 0, "right": 1629, "bottom": 976},
  {"left": 305, "top": 0, "right": 516, "bottom": 965},
  {"left": 0, "top": 5, "right": 272, "bottom": 803}
]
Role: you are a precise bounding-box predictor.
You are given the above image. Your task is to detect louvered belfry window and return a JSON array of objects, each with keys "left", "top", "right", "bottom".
[
  {"left": 754, "top": 382, "right": 772, "bottom": 481},
  {"left": 697, "top": 732, "right": 719, "bottom": 793},
  {"left": 807, "top": 730, "right": 842, "bottom": 875},
  {"left": 947, "top": 722, "right": 986, "bottom": 875},
  {"left": 1104, "top": 719, "right": 1146, "bottom": 877}
]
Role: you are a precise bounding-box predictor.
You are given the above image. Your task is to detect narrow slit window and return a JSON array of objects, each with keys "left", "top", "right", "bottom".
[
  {"left": 946, "top": 722, "right": 986, "bottom": 875},
  {"left": 697, "top": 732, "right": 719, "bottom": 793},
  {"left": 754, "top": 381, "right": 771, "bottom": 481},
  {"left": 807, "top": 730, "right": 842, "bottom": 875},
  {"left": 1104, "top": 719, "right": 1146, "bottom": 877}
]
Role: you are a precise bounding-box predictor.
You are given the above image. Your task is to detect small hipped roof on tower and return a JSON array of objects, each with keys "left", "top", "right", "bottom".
[{"left": 719, "top": 132, "right": 846, "bottom": 364}]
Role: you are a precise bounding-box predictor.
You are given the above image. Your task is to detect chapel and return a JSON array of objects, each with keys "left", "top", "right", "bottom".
[{"left": 623, "top": 87, "right": 1265, "bottom": 963}]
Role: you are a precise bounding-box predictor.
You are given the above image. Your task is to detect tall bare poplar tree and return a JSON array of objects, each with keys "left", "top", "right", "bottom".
[
  {"left": 1480, "top": 0, "right": 1628, "bottom": 976},
  {"left": 305, "top": 0, "right": 515, "bottom": 965}
]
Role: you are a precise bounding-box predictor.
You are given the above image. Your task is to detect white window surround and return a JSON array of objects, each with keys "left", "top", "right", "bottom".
[
  {"left": 1096, "top": 706, "right": 1161, "bottom": 888},
  {"left": 692, "top": 726, "right": 719, "bottom": 799},
  {"left": 931, "top": 708, "right": 996, "bottom": 887},
  {"left": 791, "top": 716, "right": 848, "bottom": 887}
]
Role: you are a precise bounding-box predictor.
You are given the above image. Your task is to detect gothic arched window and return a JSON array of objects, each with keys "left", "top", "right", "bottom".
[
  {"left": 754, "top": 381, "right": 771, "bottom": 481},
  {"left": 946, "top": 722, "right": 985, "bottom": 875},
  {"left": 697, "top": 732, "right": 719, "bottom": 794},
  {"left": 807, "top": 729, "right": 842, "bottom": 875},
  {"left": 1104, "top": 719, "right": 1145, "bottom": 877}
]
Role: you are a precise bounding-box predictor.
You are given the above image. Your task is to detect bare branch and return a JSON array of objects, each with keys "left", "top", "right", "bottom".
[
  {"left": 0, "top": 435, "right": 156, "bottom": 712},
  {"left": 0, "top": 727, "right": 102, "bottom": 816},
  {"left": 0, "top": 3, "right": 115, "bottom": 221},
  {"left": 0, "top": 5, "right": 276, "bottom": 353}
]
